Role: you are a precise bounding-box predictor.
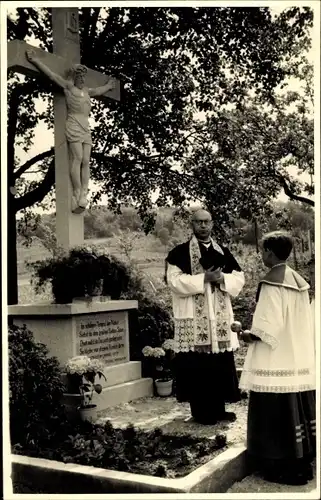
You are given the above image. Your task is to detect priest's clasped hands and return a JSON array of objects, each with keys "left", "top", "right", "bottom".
[{"left": 204, "top": 266, "right": 224, "bottom": 285}]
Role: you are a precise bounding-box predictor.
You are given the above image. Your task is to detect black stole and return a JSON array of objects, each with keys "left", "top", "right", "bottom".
[{"left": 166, "top": 239, "right": 242, "bottom": 276}]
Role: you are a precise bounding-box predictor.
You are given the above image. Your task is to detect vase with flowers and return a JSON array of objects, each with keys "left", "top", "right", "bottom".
[
  {"left": 63, "top": 355, "right": 107, "bottom": 421},
  {"left": 28, "top": 245, "right": 128, "bottom": 304},
  {"left": 142, "top": 339, "right": 176, "bottom": 397}
]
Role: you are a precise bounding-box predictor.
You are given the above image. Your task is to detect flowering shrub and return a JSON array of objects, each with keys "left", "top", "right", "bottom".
[
  {"left": 28, "top": 245, "right": 135, "bottom": 303},
  {"left": 141, "top": 342, "right": 175, "bottom": 381},
  {"left": 64, "top": 356, "right": 106, "bottom": 407}
]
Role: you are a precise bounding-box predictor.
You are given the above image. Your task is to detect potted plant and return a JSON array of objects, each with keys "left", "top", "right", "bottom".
[
  {"left": 28, "top": 246, "right": 117, "bottom": 303},
  {"left": 64, "top": 355, "right": 107, "bottom": 422},
  {"left": 142, "top": 339, "right": 175, "bottom": 397}
]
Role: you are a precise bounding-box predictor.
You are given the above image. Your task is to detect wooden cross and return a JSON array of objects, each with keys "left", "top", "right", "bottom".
[{"left": 8, "top": 7, "right": 120, "bottom": 250}]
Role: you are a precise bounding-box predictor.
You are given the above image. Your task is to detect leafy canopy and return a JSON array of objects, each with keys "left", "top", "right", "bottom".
[{"left": 8, "top": 6, "right": 314, "bottom": 234}]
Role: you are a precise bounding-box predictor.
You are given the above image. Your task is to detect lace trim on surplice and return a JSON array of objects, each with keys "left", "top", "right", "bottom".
[
  {"left": 243, "top": 383, "right": 315, "bottom": 393},
  {"left": 252, "top": 327, "right": 279, "bottom": 350},
  {"left": 247, "top": 368, "right": 311, "bottom": 377}
]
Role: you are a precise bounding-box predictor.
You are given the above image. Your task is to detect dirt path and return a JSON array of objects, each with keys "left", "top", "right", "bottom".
[
  {"left": 97, "top": 396, "right": 248, "bottom": 446},
  {"left": 227, "top": 462, "right": 317, "bottom": 494}
]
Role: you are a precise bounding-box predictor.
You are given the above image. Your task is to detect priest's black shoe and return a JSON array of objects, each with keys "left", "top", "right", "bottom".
[{"left": 217, "top": 411, "right": 237, "bottom": 422}]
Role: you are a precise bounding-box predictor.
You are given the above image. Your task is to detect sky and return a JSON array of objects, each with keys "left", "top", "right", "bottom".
[{"left": 7, "top": 2, "right": 319, "bottom": 212}]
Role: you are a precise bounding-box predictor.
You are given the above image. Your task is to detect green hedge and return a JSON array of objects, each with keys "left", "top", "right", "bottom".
[{"left": 9, "top": 324, "right": 66, "bottom": 447}]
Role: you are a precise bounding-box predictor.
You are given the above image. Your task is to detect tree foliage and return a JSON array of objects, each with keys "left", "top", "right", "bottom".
[{"left": 8, "top": 6, "right": 314, "bottom": 233}]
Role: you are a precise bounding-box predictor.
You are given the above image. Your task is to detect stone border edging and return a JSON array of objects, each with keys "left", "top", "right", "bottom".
[{"left": 11, "top": 445, "right": 249, "bottom": 494}]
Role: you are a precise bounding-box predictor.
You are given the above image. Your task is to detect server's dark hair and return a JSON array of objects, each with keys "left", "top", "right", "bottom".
[{"left": 262, "top": 231, "right": 293, "bottom": 260}]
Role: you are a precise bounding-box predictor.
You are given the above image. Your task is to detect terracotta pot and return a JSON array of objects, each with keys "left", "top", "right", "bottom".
[
  {"left": 155, "top": 379, "right": 173, "bottom": 397},
  {"left": 79, "top": 404, "right": 97, "bottom": 422}
]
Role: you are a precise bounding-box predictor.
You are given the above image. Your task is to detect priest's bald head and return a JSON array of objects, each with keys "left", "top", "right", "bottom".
[{"left": 191, "top": 209, "right": 213, "bottom": 241}]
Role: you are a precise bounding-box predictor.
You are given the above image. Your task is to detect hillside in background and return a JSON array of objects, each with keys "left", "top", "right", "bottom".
[
  {"left": 17, "top": 200, "right": 314, "bottom": 277},
  {"left": 17, "top": 201, "right": 314, "bottom": 329}
]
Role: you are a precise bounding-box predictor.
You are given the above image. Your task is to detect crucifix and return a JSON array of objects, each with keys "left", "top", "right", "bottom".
[{"left": 8, "top": 7, "right": 120, "bottom": 251}]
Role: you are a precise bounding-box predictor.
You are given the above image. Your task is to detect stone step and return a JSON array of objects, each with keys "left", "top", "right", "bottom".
[
  {"left": 95, "top": 377, "right": 153, "bottom": 410},
  {"left": 100, "top": 361, "right": 142, "bottom": 389},
  {"left": 62, "top": 361, "right": 143, "bottom": 390}
]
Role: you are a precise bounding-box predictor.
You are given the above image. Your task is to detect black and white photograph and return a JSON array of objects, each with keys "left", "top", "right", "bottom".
[{"left": 2, "top": 1, "right": 320, "bottom": 496}]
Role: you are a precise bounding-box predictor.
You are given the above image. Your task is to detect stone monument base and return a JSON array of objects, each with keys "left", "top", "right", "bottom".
[{"left": 8, "top": 300, "right": 153, "bottom": 411}]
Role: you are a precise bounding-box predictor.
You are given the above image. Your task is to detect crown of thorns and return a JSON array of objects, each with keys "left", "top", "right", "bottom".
[{"left": 68, "top": 64, "right": 88, "bottom": 78}]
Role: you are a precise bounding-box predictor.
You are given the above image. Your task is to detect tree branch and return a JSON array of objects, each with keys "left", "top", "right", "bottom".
[
  {"left": 14, "top": 147, "right": 54, "bottom": 180},
  {"left": 99, "top": 127, "right": 204, "bottom": 166},
  {"left": 81, "top": 8, "right": 92, "bottom": 61},
  {"left": 81, "top": 7, "right": 101, "bottom": 67},
  {"left": 278, "top": 174, "right": 314, "bottom": 206},
  {"left": 89, "top": 8, "right": 100, "bottom": 49},
  {"left": 26, "top": 8, "right": 52, "bottom": 52},
  {"left": 14, "top": 160, "right": 55, "bottom": 212},
  {"left": 8, "top": 81, "right": 49, "bottom": 186},
  {"left": 7, "top": 88, "right": 20, "bottom": 187}
]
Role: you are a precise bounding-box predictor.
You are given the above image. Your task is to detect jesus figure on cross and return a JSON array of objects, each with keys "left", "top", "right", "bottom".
[{"left": 26, "top": 49, "right": 115, "bottom": 213}]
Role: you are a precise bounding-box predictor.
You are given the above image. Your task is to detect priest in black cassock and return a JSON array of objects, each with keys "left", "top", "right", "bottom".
[{"left": 165, "top": 209, "right": 245, "bottom": 424}]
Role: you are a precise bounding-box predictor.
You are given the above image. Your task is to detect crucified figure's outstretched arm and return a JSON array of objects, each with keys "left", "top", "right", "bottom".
[
  {"left": 88, "top": 80, "right": 115, "bottom": 97},
  {"left": 26, "top": 50, "right": 69, "bottom": 89}
]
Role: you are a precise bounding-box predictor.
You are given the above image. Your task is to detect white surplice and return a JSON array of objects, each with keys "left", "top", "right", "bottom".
[
  {"left": 239, "top": 279, "right": 316, "bottom": 393},
  {"left": 167, "top": 262, "right": 245, "bottom": 353}
]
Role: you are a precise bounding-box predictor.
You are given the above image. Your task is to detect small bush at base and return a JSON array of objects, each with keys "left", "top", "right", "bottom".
[{"left": 9, "top": 324, "right": 66, "bottom": 447}]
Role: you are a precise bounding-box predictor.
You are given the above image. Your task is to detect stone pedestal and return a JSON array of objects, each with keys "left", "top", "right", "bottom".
[{"left": 8, "top": 300, "right": 153, "bottom": 410}]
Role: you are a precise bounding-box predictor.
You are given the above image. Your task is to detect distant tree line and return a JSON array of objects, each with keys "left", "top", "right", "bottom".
[{"left": 17, "top": 201, "right": 314, "bottom": 257}]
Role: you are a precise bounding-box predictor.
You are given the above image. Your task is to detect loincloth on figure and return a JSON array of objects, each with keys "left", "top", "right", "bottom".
[{"left": 66, "top": 114, "right": 92, "bottom": 146}]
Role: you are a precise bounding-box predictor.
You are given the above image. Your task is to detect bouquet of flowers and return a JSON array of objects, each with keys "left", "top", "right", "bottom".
[
  {"left": 28, "top": 245, "right": 127, "bottom": 303},
  {"left": 65, "top": 355, "right": 107, "bottom": 407},
  {"left": 142, "top": 339, "right": 176, "bottom": 381}
]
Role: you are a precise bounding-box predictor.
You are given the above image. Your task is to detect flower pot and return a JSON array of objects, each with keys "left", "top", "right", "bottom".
[
  {"left": 52, "top": 278, "right": 73, "bottom": 304},
  {"left": 64, "top": 373, "right": 83, "bottom": 394},
  {"left": 79, "top": 404, "right": 97, "bottom": 422},
  {"left": 73, "top": 295, "right": 111, "bottom": 304},
  {"left": 85, "top": 278, "right": 104, "bottom": 297},
  {"left": 62, "top": 393, "right": 84, "bottom": 420},
  {"left": 155, "top": 379, "right": 173, "bottom": 397}
]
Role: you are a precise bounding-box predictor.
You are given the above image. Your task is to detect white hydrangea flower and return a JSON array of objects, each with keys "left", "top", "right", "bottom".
[
  {"left": 153, "top": 347, "right": 165, "bottom": 358},
  {"left": 65, "top": 355, "right": 103, "bottom": 375},
  {"left": 162, "top": 339, "right": 176, "bottom": 351},
  {"left": 90, "top": 358, "right": 105, "bottom": 372},
  {"left": 142, "top": 346, "right": 154, "bottom": 357}
]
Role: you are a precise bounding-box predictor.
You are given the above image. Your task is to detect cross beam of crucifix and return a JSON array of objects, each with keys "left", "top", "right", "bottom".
[
  {"left": 8, "top": 40, "right": 120, "bottom": 102},
  {"left": 8, "top": 7, "right": 120, "bottom": 250}
]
